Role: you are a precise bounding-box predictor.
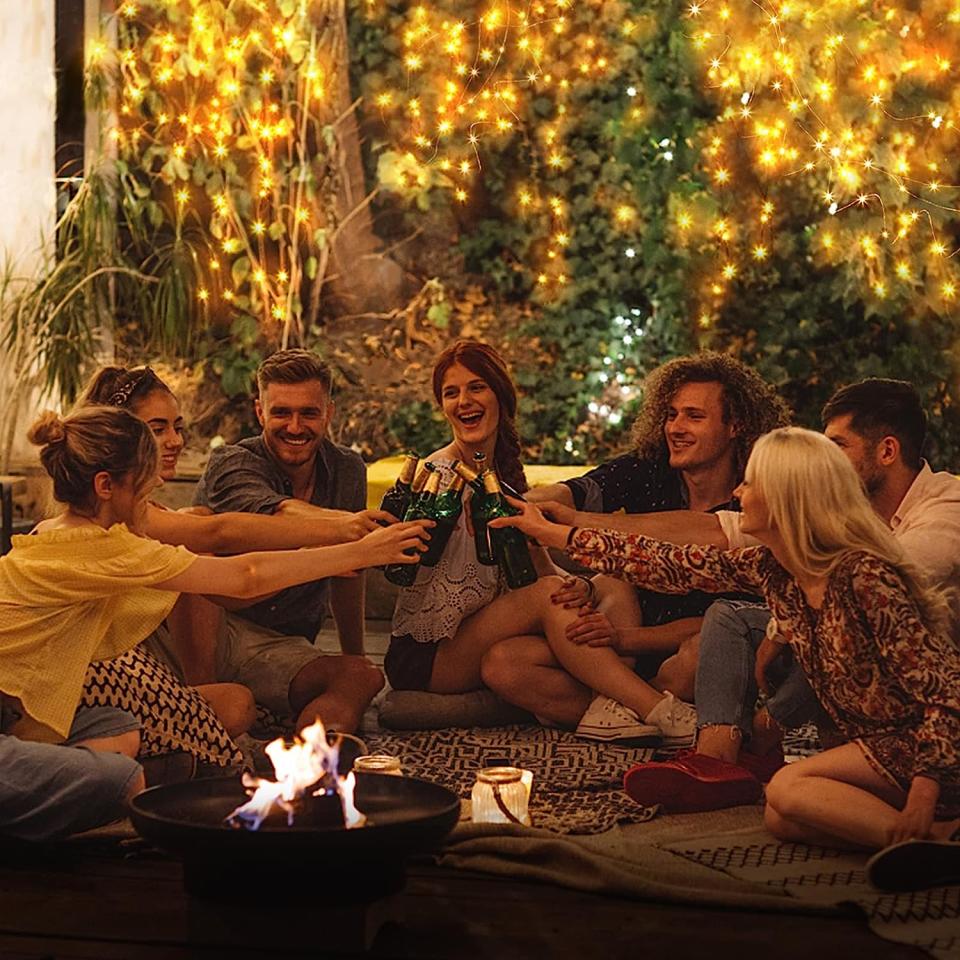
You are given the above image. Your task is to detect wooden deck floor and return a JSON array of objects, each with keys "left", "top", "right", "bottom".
[
  {"left": 0, "top": 627, "right": 927, "bottom": 959},
  {"left": 0, "top": 840, "right": 927, "bottom": 959}
]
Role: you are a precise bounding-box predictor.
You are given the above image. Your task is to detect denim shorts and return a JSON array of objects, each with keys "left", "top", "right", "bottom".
[{"left": 0, "top": 705, "right": 142, "bottom": 841}]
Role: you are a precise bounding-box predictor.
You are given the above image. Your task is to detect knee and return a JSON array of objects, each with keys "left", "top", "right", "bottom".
[
  {"left": 212, "top": 683, "right": 257, "bottom": 737},
  {"left": 700, "top": 604, "right": 760, "bottom": 661},
  {"left": 116, "top": 728, "right": 141, "bottom": 759},
  {"left": 339, "top": 656, "right": 386, "bottom": 699},
  {"left": 763, "top": 764, "right": 801, "bottom": 816},
  {"left": 479, "top": 642, "right": 519, "bottom": 694},
  {"left": 763, "top": 801, "right": 792, "bottom": 839},
  {"left": 594, "top": 574, "right": 642, "bottom": 611}
]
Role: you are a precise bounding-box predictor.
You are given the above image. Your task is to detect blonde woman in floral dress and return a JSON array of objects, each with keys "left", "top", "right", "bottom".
[{"left": 492, "top": 427, "right": 960, "bottom": 852}]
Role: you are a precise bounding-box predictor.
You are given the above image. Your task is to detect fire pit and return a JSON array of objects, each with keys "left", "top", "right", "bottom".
[{"left": 130, "top": 722, "right": 460, "bottom": 901}]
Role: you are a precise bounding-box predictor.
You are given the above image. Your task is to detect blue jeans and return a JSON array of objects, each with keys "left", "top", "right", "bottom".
[
  {"left": 695, "top": 600, "right": 825, "bottom": 740},
  {"left": 0, "top": 705, "right": 141, "bottom": 841}
]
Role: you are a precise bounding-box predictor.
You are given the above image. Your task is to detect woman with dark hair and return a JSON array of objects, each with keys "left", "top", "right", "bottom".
[
  {"left": 430, "top": 340, "right": 529, "bottom": 496},
  {"left": 387, "top": 340, "right": 554, "bottom": 695},
  {"left": 384, "top": 342, "right": 692, "bottom": 744}
]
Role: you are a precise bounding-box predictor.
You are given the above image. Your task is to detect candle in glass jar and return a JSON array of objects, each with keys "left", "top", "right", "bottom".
[
  {"left": 353, "top": 754, "right": 403, "bottom": 776},
  {"left": 471, "top": 766, "right": 533, "bottom": 824}
]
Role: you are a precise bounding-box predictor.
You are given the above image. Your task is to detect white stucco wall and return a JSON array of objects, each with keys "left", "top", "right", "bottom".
[{"left": 0, "top": 1, "right": 56, "bottom": 273}]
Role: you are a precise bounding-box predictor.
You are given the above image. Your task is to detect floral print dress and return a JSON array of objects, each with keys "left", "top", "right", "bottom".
[{"left": 567, "top": 529, "right": 960, "bottom": 813}]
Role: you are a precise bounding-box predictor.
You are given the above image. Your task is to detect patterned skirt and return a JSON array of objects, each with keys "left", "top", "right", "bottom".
[{"left": 81, "top": 646, "right": 242, "bottom": 768}]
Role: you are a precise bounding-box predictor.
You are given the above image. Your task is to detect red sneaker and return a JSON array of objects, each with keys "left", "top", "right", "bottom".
[
  {"left": 738, "top": 747, "right": 786, "bottom": 784},
  {"left": 623, "top": 753, "right": 762, "bottom": 813}
]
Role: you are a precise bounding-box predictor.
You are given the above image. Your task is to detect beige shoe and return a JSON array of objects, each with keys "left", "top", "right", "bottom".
[
  {"left": 575, "top": 696, "right": 661, "bottom": 742},
  {"left": 644, "top": 692, "right": 697, "bottom": 747}
]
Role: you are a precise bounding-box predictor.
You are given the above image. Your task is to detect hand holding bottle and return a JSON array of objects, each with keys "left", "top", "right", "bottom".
[
  {"left": 360, "top": 519, "right": 433, "bottom": 567},
  {"left": 487, "top": 496, "right": 572, "bottom": 550}
]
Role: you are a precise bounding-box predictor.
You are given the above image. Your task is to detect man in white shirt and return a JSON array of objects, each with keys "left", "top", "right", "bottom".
[{"left": 616, "top": 379, "right": 960, "bottom": 812}]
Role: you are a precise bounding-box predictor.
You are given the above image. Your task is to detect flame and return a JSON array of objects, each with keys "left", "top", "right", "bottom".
[
  {"left": 226, "top": 719, "right": 367, "bottom": 831},
  {"left": 338, "top": 772, "right": 364, "bottom": 829}
]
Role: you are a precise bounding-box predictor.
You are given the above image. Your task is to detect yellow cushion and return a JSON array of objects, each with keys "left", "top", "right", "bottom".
[{"left": 366, "top": 456, "right": 592, "bottom": 511}]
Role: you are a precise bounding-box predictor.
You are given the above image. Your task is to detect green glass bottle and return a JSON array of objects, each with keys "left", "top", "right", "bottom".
[
  {"left": 420, "top": 470, "right": 465, "bottom": 567},
  {"left": 476, "top": 470, "right": 538, "bottom": 589},
  {"left": 378, "top": 452, "right": 419, "bottom": 522},
  {"left": 384, "top": 464, "right": 441, "bottom": 587},
  {"left": 453, "top": 459, "right": 497, "bottom": 566}
]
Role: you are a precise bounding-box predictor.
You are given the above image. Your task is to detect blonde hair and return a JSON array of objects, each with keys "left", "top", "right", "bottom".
[
  {"left": 28, "top": 407, "right": 158, "bottom": 513},
  {"left": 746, "top": 427, "right": 951, "bottom": 631}
]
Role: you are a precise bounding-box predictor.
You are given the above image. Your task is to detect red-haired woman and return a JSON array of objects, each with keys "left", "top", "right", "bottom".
[{"left": 384, "top": 341, "right": 692, "bottom": 743}]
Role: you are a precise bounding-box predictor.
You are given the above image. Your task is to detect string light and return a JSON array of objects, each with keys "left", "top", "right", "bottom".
[
  {"left": 686, "top": 0, "right": 960, "bottom": 316},
  {"left": 363, "top": 1, "right": 618, "bottom": 293},
  {"left": 98, "top": 0, "right": 349, "bottom": 342}
]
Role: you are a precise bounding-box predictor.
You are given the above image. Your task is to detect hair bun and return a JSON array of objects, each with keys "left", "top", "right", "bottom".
[{"left": 27, "top": 410, "right": 67, "bottom": 447}]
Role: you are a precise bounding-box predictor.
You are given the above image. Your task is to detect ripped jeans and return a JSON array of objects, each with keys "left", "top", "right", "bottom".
[{"left": 694, "top": 600, "right": 827, "bottom": 740}]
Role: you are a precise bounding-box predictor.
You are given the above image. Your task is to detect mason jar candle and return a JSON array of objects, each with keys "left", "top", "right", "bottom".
[
  {"left": 353, "top": 754, "right": 404, "bottom": 776},
  {"left": 471, "top": 766, "right": 533, "bottom": 825}
]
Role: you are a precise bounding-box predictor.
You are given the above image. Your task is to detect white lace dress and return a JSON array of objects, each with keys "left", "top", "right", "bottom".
[{"left": 390, "top": 459, "right": 504, "bottom": 647}]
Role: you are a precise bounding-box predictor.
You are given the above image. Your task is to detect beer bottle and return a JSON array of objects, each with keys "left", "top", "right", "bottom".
[
  {"left": 420, "top": 470, "right": 465, "bottom": 567},
  {"left": 453, "top": 459, "right": 497, "bottom": 566},
  {"left": 384, "top": 464, "right": 441, "bottom": 587},
  {"left": 378, "top": 452, "right": 419, "bottom": 521},
  {"left": 476, "top": 470, "right": 539, "bottom": 589},
  {"left": 411, "top": 461, "right": 431, "bottom": 496}
]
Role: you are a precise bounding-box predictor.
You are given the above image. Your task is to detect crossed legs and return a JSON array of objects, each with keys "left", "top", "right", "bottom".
[{"left": 449, "top": 574, "right": 666, "bottom": 726}]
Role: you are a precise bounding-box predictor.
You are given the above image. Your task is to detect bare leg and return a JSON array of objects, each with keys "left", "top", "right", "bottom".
[
  {"left": 429, "top": 577, "right": 568, "bottom": 693},
  {"left": 652, "top": 631, "right": 700, "bottom": 702},
  {"left": 696, "top": 724, "right": 744, "bottom": 763},
  {"left": 538, "top": 577, "right": 661, "bottom": 719},
  {"left": 763, "top": 742, "right": 911, "bottom": 850},
  {"left": 289, "top": 656, "right": 385, "bottom": 734},
  {"left": 195, "top": 683, "right": 256, "bottom": 738},
  {"left": 480, "top": 635, "right": 591, "bottom": 728},
  {"left": 430, "top": 575, "right": 661, "bottom": 719},
  {"left": 591, "top": 575, "right": 644, "bottom": 627}
]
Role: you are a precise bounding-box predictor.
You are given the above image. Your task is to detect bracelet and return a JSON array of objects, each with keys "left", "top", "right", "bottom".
[
  {"left": 577, "top": 574, "right": 598, "bottom": 606},
  {"left": 565, "top": 526, "right": 579, "bottom": 548}
]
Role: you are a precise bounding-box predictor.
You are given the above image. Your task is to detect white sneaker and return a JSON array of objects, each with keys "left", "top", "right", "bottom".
[
  {"left": 575, "top": 696, "right": 661, "bottom": 742},
  {"left": 644, "top": 692, "right": 697, "bottom": 747}
]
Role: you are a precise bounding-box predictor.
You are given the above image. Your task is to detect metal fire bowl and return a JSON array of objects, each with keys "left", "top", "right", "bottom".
[{"left": 130, "top": 773, "right": 460, "bottom": 901}]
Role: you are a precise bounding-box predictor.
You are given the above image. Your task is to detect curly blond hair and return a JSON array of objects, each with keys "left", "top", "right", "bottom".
[{"left": 631, "top": 352, "right": 791, "bottom": 476}]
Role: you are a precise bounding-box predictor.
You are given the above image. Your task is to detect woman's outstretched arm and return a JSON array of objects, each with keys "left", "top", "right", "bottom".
[
  {"left": 153, "top": 520, "right": 432, "bottom": 598},
  {"left": 145, "top": 502, "right": 396, "bottom": 553},
  {"left": 490, "top": 498, "right": 768, "bottom": 596}
]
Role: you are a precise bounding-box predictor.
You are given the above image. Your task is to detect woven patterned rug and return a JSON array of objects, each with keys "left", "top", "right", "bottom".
[
  {"left": 367, "top": 725, "right": 659, "bottom": 834},
  {"left": 667, "top": 833, "right": 960, "bottom": 959}
]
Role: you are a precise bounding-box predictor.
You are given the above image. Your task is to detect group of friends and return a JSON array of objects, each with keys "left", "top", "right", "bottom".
[{"left": 1, "top": 341, "right": 959, "bottom": 888}]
